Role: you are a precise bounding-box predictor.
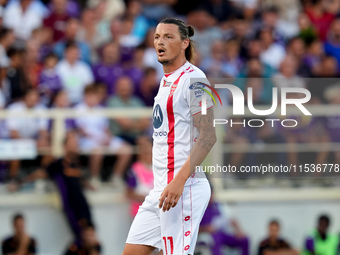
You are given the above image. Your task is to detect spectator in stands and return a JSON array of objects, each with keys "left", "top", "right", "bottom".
[
  {"left": 75, "top": 84, "right": 132, "bottom": 187},
  {"left": 136, "top": 67, "right": 158, "bottom": 107},
  {"left": 303, "top": 215, "right": 340, "bottom": 255},
  {"left": 95, "top": 82, "right": 108, "bottom": 106},
  {"left": 304, "top": 39, "right": 324, "bottom": 75},
  {"left": 0, "top": 28, "right": 14, "bottom": 69},
  {"left": 298, "top": 13, "right": 318, "bottom": 45},
  {"left": 125, "top": 136, "right": 153, "bottom": 218},
  {"left": 54, "top": 18, "right": 91, "bottom": 64},
  {"left": 25, "top": 39, "right": 43, "bottom": 88},
  {"left": 223, "top": 39, "right": 243, "bottom": 77},
  {"left": 308, "top": 55, "right": 338, "bottom": 103},
  {"left": 64, "top": 223, "right": 101, "bottom": 255},
  {"left": 118, "top": 15, "right": 141, "bottom": 48},
  {"left": 49, "top": 89, "right": 75, "bottom": 131},
  {"left": 325, "top": 19, "right": 340, "bottom": 69},
  {"left": 1, "top": 213, "right": 37, "bottom": 255},
  {"left": 3, "top": 0, "right": 43, "bottom": 41},
  {"left": 54, "top": 0, "right": 80, "bottom": 18},
  {"left": 198, "top": 0, "right": 238, "bottom": 24},
  {"left": 76, "top": 7, "right": 107, "bottom": 62},
  {"left": 236, "top": 58, "right": 275, "bottom": 104},
  {"left": 0, "top": 91, "right": 8, "bottom": 182},
  {"left": 198, "top": 189, "right": 249, "bottom": 255},
  {"left": 0, "top": 28, "right": 14, "bottom": 103},
  {"left": 253, "top": 6, "right": 285, "bottom": 43},
  {"left": 258, "top": 220, "right": 298, "bottom": 255},
  {"left": 6, "top": 88, "right": 49, "bottom": 181},
  {"left": 273, "top": 54, "right": 306, "bottom": 89},
  {"left": 200, "top": 40, "right": 229, "bottom": 78},
  {"left": 30, "top": 26, "right": 54, "bottom": 64},
  {"left": 92, "top": 41, "right": 123, "bottom": 97},
  {"left": 6, "top": 48, "right": 30, "bottom": 102},
  {"left": 224, "top": 13, "right": 251, "bottom": 59},
  {"left": 56, "top": 41, "right": 94, "bottom": 105},
  {"left": 224, "top": 118, "right": 254, "bottom": 170},
  {"left": 281, "top": 91, "right": 329, "bottom": 166},
  {"left": 26, "top": 132, "right": 94, "bottom": 243},
  {"left": 141, "top": 28, "right": 163, "bottom": 80},
  {"left": 125, "top": 0, "right": 149, "bottom": 43},
  {"left": 304, "top": 0, "right": 335, "bottom": 41},
  {"left": 108, "top": 76, "right": 149, "bottom": 144},
  {"left": 188, "top": 9, "right": 223, "bottom": 59},
  {"left": 246, "top": 38, "right": 263, "bottom": 59},
  {"left": 259, "top": 27, "right": 286, "bottom": 70},
  {"left": 323, "top": 85, "right": 340, "bottom": 164},
  {"left": 286, "top": 37, "right": 311, "bottom": 77},
  {"left": 43, "top": 0, "right": 70, "bottom": 43},
  {"left": 38, "top": 53, "right": 62, "bottom": 106}
]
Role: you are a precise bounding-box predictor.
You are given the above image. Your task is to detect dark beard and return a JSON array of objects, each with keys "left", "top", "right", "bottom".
[{"left": 158, "top": 51, "right": 181, "bottom": 66}]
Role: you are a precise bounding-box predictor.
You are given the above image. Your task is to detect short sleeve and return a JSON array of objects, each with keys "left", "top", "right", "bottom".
[{"left": 186, "top": 79, "right": 214, "bottom": 115}]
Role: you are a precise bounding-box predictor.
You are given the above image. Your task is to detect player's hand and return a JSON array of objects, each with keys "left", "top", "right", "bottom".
[{"left": 159, "top": 178, "right": 185, "bottom": 212}]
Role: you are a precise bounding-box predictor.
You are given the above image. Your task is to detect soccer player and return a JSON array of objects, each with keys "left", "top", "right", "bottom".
[{"left": 123, "top": 18, "right": 216, "bottom": 255}]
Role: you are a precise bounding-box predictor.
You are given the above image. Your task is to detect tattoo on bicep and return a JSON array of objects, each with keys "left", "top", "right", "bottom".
[{"left": 193, "top": 108, "right": 216, "bottom": 150}]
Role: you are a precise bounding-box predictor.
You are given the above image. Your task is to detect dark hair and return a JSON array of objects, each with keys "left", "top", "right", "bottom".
[
  {"left": 0, "top": 28, "right": 13, "bottom": 41},
  {"left": 143, "top": 66, "right": 157, "bottom": 76},
  {"left": 269, "top": 219, "right": 280, "bottom": 227},
  {"left": 65, "top": 40, "right": 78, "bottom": 51},
  {"left": 7, "top": 47, "right": 22, "bottom": 58},
  {"left": 44, "top": 53, "right": 58, "bottom": 62},
  {"left": 318, "top": 215, "right": 330, "bottom": 225},
  {"left": 159, "top": 17, "right": 195, "bottom": 63},
  {"left": 84, "top": 84, "right": 98, "bottom": 95},
  {"left": 13, "top": 213, "right": 24, "bottom": 224}
]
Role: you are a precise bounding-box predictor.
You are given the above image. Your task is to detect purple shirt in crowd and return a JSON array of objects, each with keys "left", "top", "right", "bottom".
[
  {"left": 93, "top": 63, "right": 143, "bottom": 96},
  {"left": 323, "top": 116, "right": 340, "bottom": 142},
  {"left": 39, "top": 69, "right": 63, "bottom": 105},
  {"left": 92, "top": 63, "right": 124, "bottom": 96}
]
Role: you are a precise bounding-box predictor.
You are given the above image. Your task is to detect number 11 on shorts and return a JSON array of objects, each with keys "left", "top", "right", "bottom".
[{"left": 162, "top": 236, "right": 174, "bottom": 254}]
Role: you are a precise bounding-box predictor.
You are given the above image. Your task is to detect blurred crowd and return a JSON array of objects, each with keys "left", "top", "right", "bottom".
[{"left": 0, "top": 0, "right": 339, "bottom": 187}]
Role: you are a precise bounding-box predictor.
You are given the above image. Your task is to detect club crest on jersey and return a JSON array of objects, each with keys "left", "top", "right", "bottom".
[
  {"left": 153, "top": 104, "right": 163, "bottom": 129},
  {"left": 163, "top": 80, "right": 172, "bottom": 87}
]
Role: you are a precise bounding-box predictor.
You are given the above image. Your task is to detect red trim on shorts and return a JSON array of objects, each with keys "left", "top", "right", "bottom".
[
  {"left": 182, "top": 195, "right": 184, "bottom": 255},
  {"left": 190, "top": 185, "right": 193, "bottom": 239},
  {"left": 166, "top": 71, "right": 185, "bottom": 184}
]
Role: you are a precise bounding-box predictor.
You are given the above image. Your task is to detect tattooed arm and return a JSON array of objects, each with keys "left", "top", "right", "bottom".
[{"left": 159, "top": 108, "right": 216, "bottom": 211}]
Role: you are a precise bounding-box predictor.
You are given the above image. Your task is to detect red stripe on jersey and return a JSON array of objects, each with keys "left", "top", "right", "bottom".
[{"left": 166, "top": 71, "right": 185, "bottom": 184}]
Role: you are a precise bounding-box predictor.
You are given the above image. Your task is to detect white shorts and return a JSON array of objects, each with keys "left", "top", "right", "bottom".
[{"left": 126, "top": 179, "right": 211, "bottom": 255}]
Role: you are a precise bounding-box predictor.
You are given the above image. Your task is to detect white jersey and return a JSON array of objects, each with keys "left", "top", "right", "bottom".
[{"left": 152, "top": 61, "right": 213, "bottom": 191}]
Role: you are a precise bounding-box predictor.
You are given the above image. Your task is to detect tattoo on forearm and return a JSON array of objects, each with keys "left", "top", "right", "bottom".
[{"left": 193, "top": 108, "right": 216, "bottom": 151}]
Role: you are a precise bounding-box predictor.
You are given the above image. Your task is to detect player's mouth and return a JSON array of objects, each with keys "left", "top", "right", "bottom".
[{"left": 157, "top": 48, "right": 166, "bottom": 56}]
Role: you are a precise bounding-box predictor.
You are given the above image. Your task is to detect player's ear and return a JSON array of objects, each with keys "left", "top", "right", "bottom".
[{"left": 182, "top": 38, "right": 189, "bottom": 50}]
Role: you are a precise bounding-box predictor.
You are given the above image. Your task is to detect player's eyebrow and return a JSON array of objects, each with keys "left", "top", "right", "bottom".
[{"left": 154, "top": 33, "right": 175, "bottom": 37}]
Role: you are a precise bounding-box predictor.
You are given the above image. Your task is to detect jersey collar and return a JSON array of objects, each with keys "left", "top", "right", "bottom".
[{"left": 163, "top": 61, "right": 190, "bottom": 80}]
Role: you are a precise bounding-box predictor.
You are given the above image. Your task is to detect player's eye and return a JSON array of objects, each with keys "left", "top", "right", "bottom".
[{"left": 167, "top": 36, "right": 172, "bottom": 39}]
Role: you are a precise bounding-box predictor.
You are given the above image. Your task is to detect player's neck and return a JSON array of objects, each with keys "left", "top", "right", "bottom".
[{"left": 163, "top": 58, "right": 187, "bottom": 74}]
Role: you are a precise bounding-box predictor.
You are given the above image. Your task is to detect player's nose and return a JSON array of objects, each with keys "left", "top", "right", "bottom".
[{"left": 157, "top": 36, "right": 165, "bottom": 45}]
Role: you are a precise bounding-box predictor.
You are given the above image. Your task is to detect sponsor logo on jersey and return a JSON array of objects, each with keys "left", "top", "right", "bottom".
[
  {"left": 163, "top": 80, "right": 172, "bottom": 87},
  {"left": 153, "top": 104, "right": 163, "bottom": 129},
  {"left": 194, "top": 89, "right": 204, "bottom": 97},
  {"left": 153, "top": 131, "right": 168, "bottom": 137}
]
